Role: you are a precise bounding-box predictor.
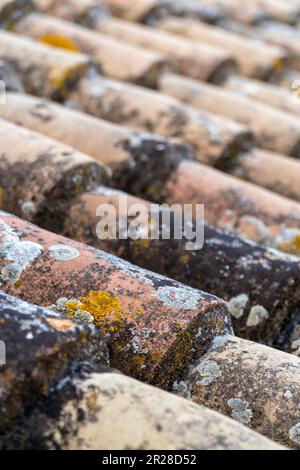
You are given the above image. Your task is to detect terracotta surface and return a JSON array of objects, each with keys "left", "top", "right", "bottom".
[
  {"left": 0, "top": 29, "right": 91, "bottom": 99},
  {"left": 224, "top": 74, "right": 300, "bottom": 116},
  {"left": 0, "top": 92, "right": 194, "bottom": 174},
  {"left": 0, "top": 211, "right": 232, "bottom": 388},
  {"left": 0, "top": 59, "right": 23, "bottom": 91},
  {"left": 13, "top": 13, "right": 168, "bottom": 88},
  {"left": 157, "top": 16, "right": 287, "bottom": 79},
  {"left": 159, "top": 72, "right": 300, "bottom": 157},
  {"left": 247, "top": 0, "right": 300, "bottom": 23},
  {"left": 164, "top": 160, "right": 300, "bottom": 246},
  {"left": 98, "top": 0, "right": 223, "bottom": 24},
  {"left": 0, "top": 118, "right": 108, "bottom": 221},
  {"left": 197, "top": 0, "right": 300, "bottom": 24},
  {"left": 0, "top": 291, "right": 109, "bottom": 433},
  {"left": 231, "top": 148, "right": 300, "bottom": 203},
  {"left": 2, "top": 0, "right": 300, "bottom": 451},
  {"left": 68, "top": 75, "right": 255, "bottom": 169},
  {"left": 256, "top": 21, "right": 300, "bottom": 69},
  {"left": 92, "top": 17, "right": 237, "bottom": 84},
  {"left": 193, "top": 0, "right": 267, "bottom": 24},
  {"left": 181, "top": 335, "right": 300, "bottom": 448},
  {"left": 59, "top": 186, "right": 300, "bottom": 345},
  {"left": 9, "top": 371, "right": 284, "bottom": 450}
]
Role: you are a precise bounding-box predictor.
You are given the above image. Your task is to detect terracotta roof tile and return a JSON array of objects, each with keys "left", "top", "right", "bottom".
[
  {"left": 96, "top": 0, "right": 224, "bottom": 24},
  {"left": 224, "top": 74, "right": 300, "bottom": 116},
  {"left": 0, "top": 290, "right": 109, "bottom": 433},
  {"left": 0, "top": 118, "right": 108, "bottom": 221},
  {"left": 4, "top": 369, "right": 283, "bottom": 450},
  {"left": 57, "top": 187, "right": 300, "bottom": 346},
  {"left": 67, "top": 74, "right": 254, "bottom": 168},
  {"left": 14, "top": 12, "right": 169, "bottom": 87},
  {"left": 163, "top": 160, "right": 300, "bottom": 247},
  {"left": 0, "top": 91, "right": 194, "bottom": 171},
  {"left": 0, "top": 211, "right": 232, "bottom": 388},
  {"left": 1, "top": 0, "right": 300, "bottom": 450},
  {"left": 0, "top": 29, "right": 91, "bottom": 99},
  {"left": 95, "top": 17, "right": 238, "bottom": 84},
  {"left": 156, "top": 16, "right": 287, "bottom": 79},
  {"left": 183, "top": 335, "right": 300, "bottom": 447},
  {"left": 159, "top": 72, "right": 300, "bottom": 157}
]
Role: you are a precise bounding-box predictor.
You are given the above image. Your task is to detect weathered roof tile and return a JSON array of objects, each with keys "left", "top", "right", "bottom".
[{"left": 0, "top": 211, "right": 232, "bottom": 388}]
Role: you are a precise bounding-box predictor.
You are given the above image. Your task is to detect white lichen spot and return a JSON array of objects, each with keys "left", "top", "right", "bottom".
[
  {"left": 21, "top": 201, "right": 36, "bottom": 217},
  {"left": 49, "top": 244, "right": 80, "bottom": 262},
  {"left": 289, "top": 423, "right": 300, "bottom": 445},
  {"left": 157, "top": 286, "right": 202, "bottom": 309},
  {"left": 284, "top": 390, "right": 293, "bottom": 401},
  {"left": 227, "top": 398, "right": 253, "bottom": 425},
  {"left": 73, "top": 310, "right": 94, "bottom": 324},
  {"left": 211, "top": 334, "right": 235, "bottom": 350},
  {"left": 196, "top": 360, "right": 221, "bottom": 386},
  {"left": 172, "top": 381, "right": 191, "bottom": 399},
  {"left": 0, "top": 220, "right": 43, "bottom": 284},
  {"left": 246, "top": 305, "right": 269, "bottom": 327},
  {"left": 227, "top": 294, "right": 249, "bottom": 319},
  {"left": 89, "top": 79, "right": 121, "bottom": 98},
  {"left": 129, "top": 335, "right": 149, "bottom": 356}
]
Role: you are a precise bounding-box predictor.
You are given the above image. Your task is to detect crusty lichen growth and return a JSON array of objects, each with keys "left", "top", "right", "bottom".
[{"left": 51, "top": 291, "right": 143, "bottom": 333}]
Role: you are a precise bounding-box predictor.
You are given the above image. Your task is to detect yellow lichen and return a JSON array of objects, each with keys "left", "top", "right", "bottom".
[
  {"left": 278, "top": 235, "right": 300, "bottom": 255},
  {"left": 40, "top": 34, "right": 80, "bottom": 53},
  {"left": 64, "top": 291, "right": 142, "bottom": 332},
  {"left": 0, "top": 186, "right": 3, "bottom": 208}
]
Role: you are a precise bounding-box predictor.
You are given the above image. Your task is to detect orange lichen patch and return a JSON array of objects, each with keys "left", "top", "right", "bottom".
[
  {"left": 65, "top": 291, "right": 143, "bottom": 333},
  {"left": 0, "top": 186, "right": 3, "bottom": 208},
  {"left": 40, "top": 34, "right": 80, "bottom": 53},
  {"left": 278, "top": 235, "right": 300, "bottom": 255},
  {"left": 46, "top": 317, "right": 75, "bottom": 332}
]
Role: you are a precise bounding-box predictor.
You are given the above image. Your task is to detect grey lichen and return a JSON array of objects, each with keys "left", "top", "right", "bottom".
[
  {"left": 157, "top": 286, "right": 202, "bottom": 310},
  {"left": 284, "top": 390, "right": 293, "bottom": 401},
  {"left": 48, "top": 297, "right": 71, "bottom": 314},
  {"left": 21, "top": 201, "right": 36, "bottom": 217},
  {"left": 227, "top": 294, "right": 249, "bottom": 319},
  {"left": 49, "top": 244, "right": 80, "bottom": 262},
  {"left": 246, "top": 305, "right": 269, "bottom": 327},
  {"left": 0, "top": 220, "right": 43, "bottom": 285},
  {"left": 172, "top": 381, "right": 191, "bottom": 400},
  {"left": 227, "top": 398, "right": 253, "bottom": 425},
  {"left": 238, "top": 216, "right": 275, "bottom": 246},
  {"left": 196, "top": 360, "right": 221, "bottom": 386},
  {"left": 289, "top": 423, "right": 300, "bottom": 446}
]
